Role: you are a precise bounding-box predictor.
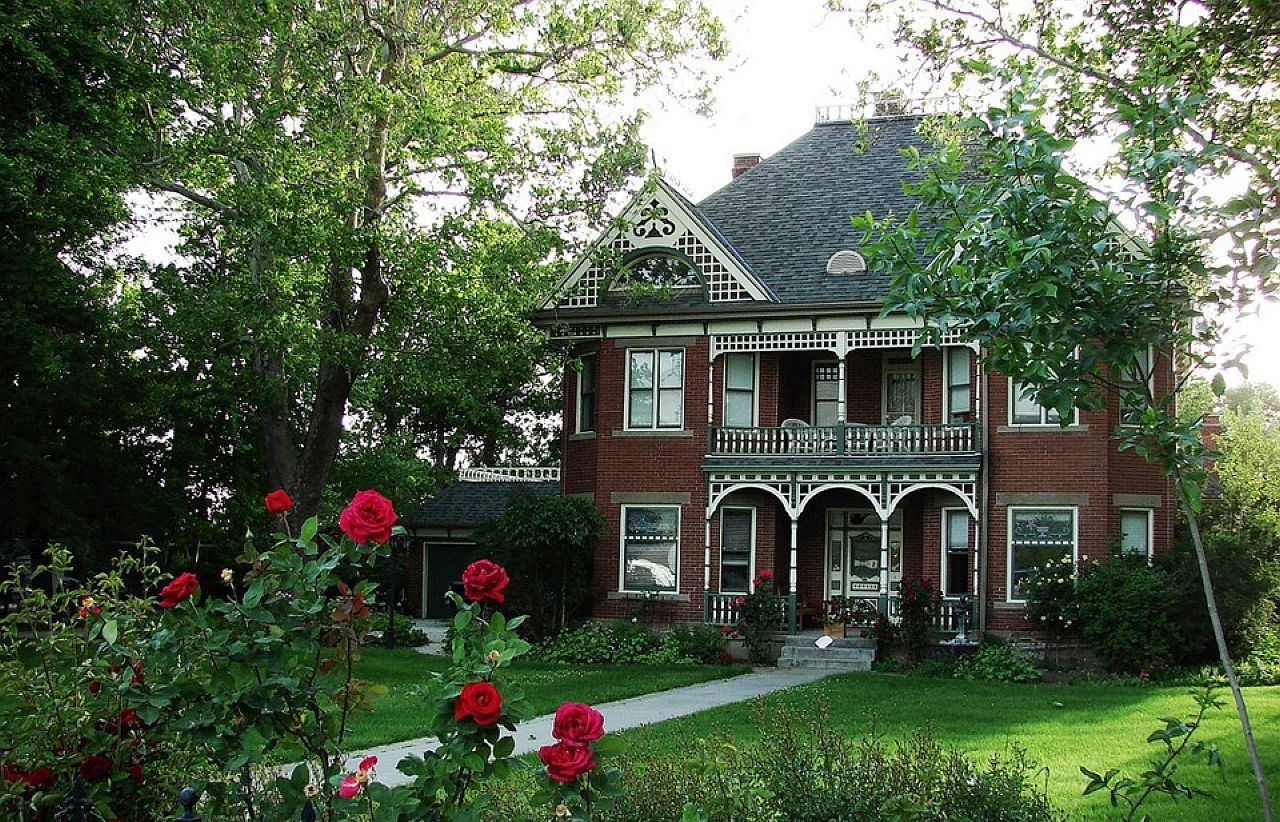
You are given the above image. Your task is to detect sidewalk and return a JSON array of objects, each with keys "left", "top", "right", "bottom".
[{"left": 341, "top": 666, "right": 833, "bottom": 787}]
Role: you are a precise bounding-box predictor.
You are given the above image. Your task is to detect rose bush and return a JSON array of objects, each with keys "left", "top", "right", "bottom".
[
  {"left": 265, "top": 488, "right": 294, "bottom": 514},
  {"left": 534, "top": 702, "right": 622, "bottom": 820},
  {"left": 156, "top": 571, "right": 199, "bottom": 608}
]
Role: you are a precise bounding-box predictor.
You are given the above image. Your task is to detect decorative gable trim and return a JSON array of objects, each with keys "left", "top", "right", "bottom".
[{"left": 541, "top": 178, "right": 775, "bottom": 311}]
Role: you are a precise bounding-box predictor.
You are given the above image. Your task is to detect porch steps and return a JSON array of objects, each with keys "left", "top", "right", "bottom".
[{"left": 776, "top": 635, "right": 875, "bottom": 671}]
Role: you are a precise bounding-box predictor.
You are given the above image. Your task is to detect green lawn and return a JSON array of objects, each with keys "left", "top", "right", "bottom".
[
  {"left": 343, "top": 648, "right": 751, "bottom": 751},
  {"left": 607, "top": 672, "right": 1280, "bottom": 822}
]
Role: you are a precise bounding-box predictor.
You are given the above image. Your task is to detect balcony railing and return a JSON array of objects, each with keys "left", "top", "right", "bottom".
[{"left": 708, "top": 423, "right": 978, "bottom": 457}]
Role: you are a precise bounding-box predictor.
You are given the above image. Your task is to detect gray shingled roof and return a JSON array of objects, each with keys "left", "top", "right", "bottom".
[
  {"left": 696, "top": 114, "right": 933, "bottom": 304},
  {"left": 403, "top": 481, "right": 560, "bottom": 529}
]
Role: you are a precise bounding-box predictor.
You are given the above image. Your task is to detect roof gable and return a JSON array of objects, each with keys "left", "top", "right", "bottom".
[{"left": 542, "top": 178, "right": 775, "bottom": 311}]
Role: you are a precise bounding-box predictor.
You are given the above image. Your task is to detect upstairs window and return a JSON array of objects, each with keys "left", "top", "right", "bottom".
[
  {"left": 627, "top": 349, "right": 684, "bottom": 429},
  {"left": 813, "top": 362, "right": 840, "bottom": 427},
  {"left": 575, "top": 355, "right": 596, "bottom": 434},
  {"left": 1010, "top": 381, "right": 1078, "bottom": 426},
  {"left": 1120, "top": 347, "right": 1153, "bottom": 426},
  {"left": 723, "top": 353, "right": 756, "bottom": 427},
  {"left": 946, "top": 348, "right": 971, "bottom": 422}
]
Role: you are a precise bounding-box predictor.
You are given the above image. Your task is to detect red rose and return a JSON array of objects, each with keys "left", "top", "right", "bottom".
[
  {"left": 453, "top": 681, "right": 502, "bottom": 726},
  {"left": 538, "top": 741, "right": 596, "bottom": 783},
  {"left": 158, "top": 572, "right": 199, "bottom": 608},
  {"left": 552, "top": 702, "right": 605, "bottom": 744},
  {"left": 26, "top": 767, "right": 56, "bottom": 791},
  {"left": 265, "top": 489, "right": 293, "bottom": 514},
  {"left": 461, "top": 559, "right": 509, "bottom": 604},
  {"left": 3, "top": 763, "right": 26, "bottom": 783},
  {"left": 339, "top": 490, "right": 397, "bottom": 545},
  {"left": 79, "top": 754, "right": 112, "bottom": 782}
]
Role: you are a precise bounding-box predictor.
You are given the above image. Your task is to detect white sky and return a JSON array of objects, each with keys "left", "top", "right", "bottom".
[{"left": 637, "top": 0, "right": 1280, "bottom": 388}]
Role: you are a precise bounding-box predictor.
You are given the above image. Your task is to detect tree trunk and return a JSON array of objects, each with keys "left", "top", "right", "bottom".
[{"left": 1180, "top": 479, "right": 1274, "bottom": 822}]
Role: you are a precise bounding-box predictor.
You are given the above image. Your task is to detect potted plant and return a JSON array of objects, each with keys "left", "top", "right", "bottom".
[{"left": 823, "top": 596, "right": 848, "bottom": 638}]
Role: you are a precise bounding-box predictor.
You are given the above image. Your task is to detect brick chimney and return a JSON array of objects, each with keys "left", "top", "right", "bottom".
[{"left": 732, "top": 153, "right": 761, "bottom": 179}]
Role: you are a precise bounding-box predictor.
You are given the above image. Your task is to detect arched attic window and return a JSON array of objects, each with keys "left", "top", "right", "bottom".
[
  {"left": 826, "top": 250, "right": 867, "bottom": 275},
  {"left": 609, "top": 250, "right": 704, "bottom": 293}
]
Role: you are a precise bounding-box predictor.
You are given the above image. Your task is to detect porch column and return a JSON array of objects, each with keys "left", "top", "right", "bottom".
[
  {"left": 789, "top": 518, "right": 799, "bottom": 594},
  {"left": 836, "top": 357, "right": 847, "bottom": 423},
  {"left": 703, "top": 509, "right": 712, "bottom": 590},
  {"left": 878, "top": 517, "right": 891, "bottom": 611}
]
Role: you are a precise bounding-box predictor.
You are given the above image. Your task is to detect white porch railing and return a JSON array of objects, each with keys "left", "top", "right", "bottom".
[
  {"left": 459, "top": 466, "right": 561, "bottom": 482},
  {"left": 708, "top": 423, "right": 978, "bottom": 457}
]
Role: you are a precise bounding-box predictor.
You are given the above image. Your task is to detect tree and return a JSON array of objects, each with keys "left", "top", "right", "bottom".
[
  {"left": 840, "top": 1, "right": 1280, "bottom": 813},
  {"left": 0, "top": 0, "right": 180, "bottom": 559},
  {"left": 476, "top": 494, "right": 602, "bottom": 639},
  {"left": 136, "top": 0, "right": 724, "bottom": 521},
  {"left": 853, "top": 93, "right": 1271, "bottom": 818}
]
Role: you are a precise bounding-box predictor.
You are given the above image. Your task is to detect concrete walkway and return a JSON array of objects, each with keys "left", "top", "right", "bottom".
[{"left": 341, "top": 666, "right": 833, "bottom": 787}]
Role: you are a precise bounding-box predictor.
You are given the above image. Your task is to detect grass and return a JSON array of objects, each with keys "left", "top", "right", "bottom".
[
  {"left": 606, "top": 672, "right": 1280, "bottom": 822},
  {"left": 341, "top": 648, "right": 751, "bottom": 751}
]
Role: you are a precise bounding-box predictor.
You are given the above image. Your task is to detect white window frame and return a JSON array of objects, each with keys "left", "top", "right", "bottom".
[
  {"left": 882, "top": 355, "right": 921, "bottom": 424},
  {"left": 718, "top": 507, "right": 755, "bottom": 594},
  {"left": 1007, "top": 379, "right": 1080, "bottom": 426},
  {"left": 944, "top": 347, "right": 972, "bottom": 423},
  {"left": 619, "top": 504, "right": 681, "bottom": 593},
  {"left": 1119, "top": 508, "right": 1153, "bottom": 558},
  {"left": 811, "top": 359, "right": 840, "bottom": 426},
  {"left": 722, "top": 353, "right": 758, "bottom": 428},
  {"left": 575, "top": 354, "right": 596, "bottom": 434},
  {"left": 1006, "top": 506, "right": 1078, "bottom": 603},
  {"left": 1119, "top": 346, "right": 1154, "bottom": 427},
  {"left": 940, "top": 507, "right": 971, "bottom": 597},
  {"left": 624, "top": 348, "right": 685, "bottom": 430}
]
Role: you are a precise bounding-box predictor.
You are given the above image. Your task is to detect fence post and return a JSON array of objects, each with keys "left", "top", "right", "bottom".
[{"left": 176, "top": 787, "right": 201, "bottom": 822}]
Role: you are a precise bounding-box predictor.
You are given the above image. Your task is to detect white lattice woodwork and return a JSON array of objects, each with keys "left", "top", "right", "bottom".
[
  {"left": 712, "top": 332, "right": 841, "bottom": 358},
  {"left": 706, "top": 468, "right": 980, "bottom": 522},
  {"left": 460, "top": 467, "right": 561, "bottom": 482},
  {"left": 676, "top": 232, "right": 752, "bottom": 302}
]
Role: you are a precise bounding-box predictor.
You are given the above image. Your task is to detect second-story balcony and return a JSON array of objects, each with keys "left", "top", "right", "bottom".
[{"left": 707, "top": 421, "right": 980, "bottom": 466}]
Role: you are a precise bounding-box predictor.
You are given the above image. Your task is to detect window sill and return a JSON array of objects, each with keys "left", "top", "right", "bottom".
[
  {"left": 568, "top": 431, "right": 596, "bottom": 441},
  {"left": 995, "top": 424, "right": 1089, "bottom": 434},
  {"left": 993, "top": 601, "right": 1026, "bottom": 610},
  {"left": 607, "top": 591, "right": 690, "bottom": 602},
  {"left": 612, "top": 428, "right": 694, "bottom": 438}
]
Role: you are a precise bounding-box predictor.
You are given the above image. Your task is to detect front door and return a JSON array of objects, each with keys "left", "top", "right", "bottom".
[{"left": 825, "top": 509, "right": 902, "bottom": 606}]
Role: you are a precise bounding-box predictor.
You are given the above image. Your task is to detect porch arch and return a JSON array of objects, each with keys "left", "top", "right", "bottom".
[
  {"left": 707, "top": 482, "right": 793, "bottom": 518},
  {"left": 885, "top": 483, "right": 979, "bottom": 519},
  {"left": 794, "top": 483, "right": 886, "bottom": 519}
]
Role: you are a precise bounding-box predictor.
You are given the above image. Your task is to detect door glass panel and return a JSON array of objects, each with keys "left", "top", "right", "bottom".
[
  {"left": 848, "top": 530, "right": 880, "bottom": 581},
  {"left": 885, "top": 369, "right": 919, "bottom": 422}
]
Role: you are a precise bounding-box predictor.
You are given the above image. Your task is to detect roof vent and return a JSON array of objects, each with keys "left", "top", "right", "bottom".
[{"left": 826, "top": 250, "right": 866, "bottom": 275}]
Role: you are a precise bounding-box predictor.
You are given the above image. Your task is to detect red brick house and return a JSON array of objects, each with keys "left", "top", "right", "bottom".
[{"left": 408, "top": 111, "right": 1175, "bottom": 635}]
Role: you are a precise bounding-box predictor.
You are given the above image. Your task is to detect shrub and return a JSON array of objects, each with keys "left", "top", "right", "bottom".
[
  {"left": 476, "top": 494, "right": 603, "bottom": 639},
  {"left": 364, "top": 611, "right": 430, "bottom": 647},
  {"left": 1023, "top": 554, "right": 1082, "bottom": 636},
  {"left": 668, "top": 625, "right": 729, "bottom": 664},
  {"left": 532, "top": 621, "right": 692, "bottom": 665},
  {"left": 736, "top": 570, "right": 784, "bottom": 664},
  {"left": 953, "top": 637, "right": 1041, "bottom": 684},
  {"left": 897, "top": 577, "right": 940, "bottom": 665},
  {"left": 687, "top": 703, "right": 1065, "bottom": 822},
  {"left": 1076, "top": 553, "right": 1177, "bottom": 675}
]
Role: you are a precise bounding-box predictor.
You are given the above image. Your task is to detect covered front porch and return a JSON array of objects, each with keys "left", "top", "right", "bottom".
[{"left": 699, "top": 471, "right": 980, "bottom": 635}]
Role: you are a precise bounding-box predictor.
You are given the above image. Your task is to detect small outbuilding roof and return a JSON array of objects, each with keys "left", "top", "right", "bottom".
[{"left": 402, "top": 480, "right": 560, "bottom": 530}]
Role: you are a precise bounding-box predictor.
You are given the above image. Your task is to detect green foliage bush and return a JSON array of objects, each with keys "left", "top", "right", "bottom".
[
  {"left": 532, "top": 621, "right": 692, "bottom": 665},
  {"left": 364, "top": 611, "right": 430, "bottom": 647},
  {"left": 897, "top": 577, "right": 940, "bottom": 665},
  {"left": 736, "top": 571, "right": 784, "bottom": 663},
  {"left": 1076, "top": 553, "right": 1177, "bottom": 675},
  {"left": 476, "top": 494, "right": 603, "bottom": 639},
  {"left": 1023, "top": 554, "right": 1082, "bottom": 635},
  {"left": 953, "top": 637, "right": 1041, "bottom": 684},
  {"left": 668, "top": 625, "right": 729, "bottom": 665}
]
